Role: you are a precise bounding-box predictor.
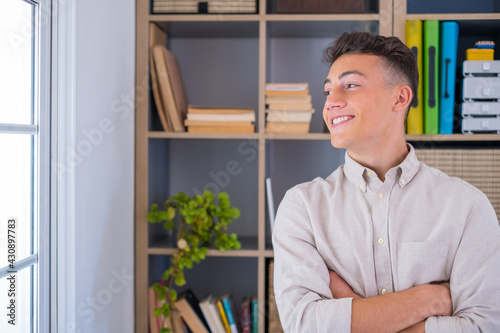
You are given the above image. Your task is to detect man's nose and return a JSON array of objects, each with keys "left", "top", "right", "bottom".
[{"left": 324, "top": 89, "right": 346, "bottom": 111}]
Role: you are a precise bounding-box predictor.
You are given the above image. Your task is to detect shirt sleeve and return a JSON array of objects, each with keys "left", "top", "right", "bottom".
[
  {"left": 426, "top": 192, "right": 500, "bottom": 332},
  {"left": 272, "top": 188, "right": 353, "bottom": 333}
]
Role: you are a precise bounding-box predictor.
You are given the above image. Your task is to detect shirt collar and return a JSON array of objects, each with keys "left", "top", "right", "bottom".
[{"left": 343, "top": 143, "right": 420, "bottom": 192}]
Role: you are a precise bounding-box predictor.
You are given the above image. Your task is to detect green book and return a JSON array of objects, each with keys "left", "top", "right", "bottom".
[
  {"left": 251, "top": 295, "right": 258, "bottom": 333},
  {"left": 424, "top": 20, "right": 440, "bottom": 134}
]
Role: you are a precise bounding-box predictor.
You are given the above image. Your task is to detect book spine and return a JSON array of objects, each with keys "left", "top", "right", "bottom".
[
  {"left": 439, "top": 21, "right": 459, "bottom": 134},
  {"left": 241, "top": 299, "right": 251, "bottom": 333},
  {"left": 405, "top": 20, "right": 424, "bottom": 135},
  {"left": 424, "top": 20, "right": 440, "bottom": 134},
  {"left": 251, "top": 298, "right": 258, "bottom": 333},
  {"left": 217, "top": 300, "right": 232, "bottom": 333},
  {"left": 222, "top": 298, "right": 239, "bottom": 333}
]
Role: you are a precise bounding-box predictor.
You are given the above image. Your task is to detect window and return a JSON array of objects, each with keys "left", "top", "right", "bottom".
[{"left": 0, "top": 0, "right": 51, "bottom": 331}]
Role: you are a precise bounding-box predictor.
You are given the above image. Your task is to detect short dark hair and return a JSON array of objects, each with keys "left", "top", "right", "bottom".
[{"left": 323, "top": 32, "right": 418, "bottom": 116}]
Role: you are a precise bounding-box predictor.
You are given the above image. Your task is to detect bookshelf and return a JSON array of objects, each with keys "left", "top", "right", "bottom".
[{"left": 135, "top": 0, "right": 500, "bottom": 332}]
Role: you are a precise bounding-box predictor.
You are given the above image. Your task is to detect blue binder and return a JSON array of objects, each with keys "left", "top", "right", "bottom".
[{"left": 439, "top": 22, "right": 459, "bottom": 134}]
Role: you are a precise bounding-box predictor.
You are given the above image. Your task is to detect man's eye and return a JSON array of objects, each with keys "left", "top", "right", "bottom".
[
  {"left": 324, "top": 90, "right": 331, "bottom": 96},
  {"left": 347, "top": 83, "right": 357, "bottom": 88}
]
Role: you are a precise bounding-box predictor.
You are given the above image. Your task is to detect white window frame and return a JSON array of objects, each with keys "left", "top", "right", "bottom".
[
  {"left": 1, "top": 1, "right": 76, "bottom": 331},
  {"left": 50, "top": 0, "right": 77, "bottom": 332}
]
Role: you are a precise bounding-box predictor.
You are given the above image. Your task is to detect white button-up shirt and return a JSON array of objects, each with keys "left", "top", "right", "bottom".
[{"left": 272, "top": 145, "right": 500, "bottom": 332}]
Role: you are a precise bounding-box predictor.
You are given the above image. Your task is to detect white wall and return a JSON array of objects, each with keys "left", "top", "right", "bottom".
[{"left": 74, "top": 0, "right": 135, "bottom": 332}]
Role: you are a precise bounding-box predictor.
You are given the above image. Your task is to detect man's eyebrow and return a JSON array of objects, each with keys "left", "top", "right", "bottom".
[{"left": 323, "top": 70, "right": 366, "bottom": 86}]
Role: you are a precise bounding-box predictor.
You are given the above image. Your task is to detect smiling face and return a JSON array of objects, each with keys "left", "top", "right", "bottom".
[{"left": 323, "top": 53, "right": 405, "bottom": 155}]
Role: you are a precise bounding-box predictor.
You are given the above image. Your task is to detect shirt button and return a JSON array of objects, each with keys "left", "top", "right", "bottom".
[
  {"left": 366, "top": 171, "right": 373, "bottom": 177},
  {"left": 400, "top": 178, "right": 406, "bottom": 185},
  {"left": 377, "top": 238, "right": 384, "bottom": 245},
  {"left": 360, "top": 183, "right": 366, "bottom": 190},
  {"left": 381, "top": 288, "right": 388, "bottom": 295},
  {"left": 377, "top": 193, "right": 384, "bottom": 199}
]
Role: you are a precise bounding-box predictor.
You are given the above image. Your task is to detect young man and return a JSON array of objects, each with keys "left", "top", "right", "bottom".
[{"left": 272, "top": 32, "right": 500, "bottom": 332}]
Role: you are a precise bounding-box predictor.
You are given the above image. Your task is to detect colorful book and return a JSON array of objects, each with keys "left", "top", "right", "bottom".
[
  {"left": 241, "top": 298, "right": 251, "bottom": 333},
  {"left": 439, "top": 21, "right": 459, "bottom": 134},
  {"left": 217, "top": 298, "right": 232, "bottom": 333},
  {"left": 405, "top": 20, "right": 424, "bottom": 135},
  {"left": 221, "top": 294, "right": 239, "bottom": 333},
  {"left": 202, "top": 295, "right": 227, "bottom": 333},
  {"left": 424, "top": 20, "right": 440, "bottom": 134},
  {"left": 251, "top": 295, "right": 258, "bottom": 333}
]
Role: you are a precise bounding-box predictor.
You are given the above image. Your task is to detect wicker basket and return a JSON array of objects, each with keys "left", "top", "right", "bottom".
[{"left": 415, "top": 149, "right": 500, "bottom": 221}]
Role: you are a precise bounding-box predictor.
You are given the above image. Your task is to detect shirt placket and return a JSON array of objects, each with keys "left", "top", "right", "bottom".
[{"left": 371, "top": 177, "right": 395, "bottom": 295}]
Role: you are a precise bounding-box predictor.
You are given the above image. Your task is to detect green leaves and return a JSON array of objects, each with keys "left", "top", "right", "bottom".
[
  {"left": 147, "top": 190, "right": 242, "bottom": 324},
  {"left": 148, "top": 204, "right": 168, "bottom": 223},
  {"left": 175, "top": 272, "right": 186, "bottom": 286},
  {"left": 169, "top": 289, "right": 178, "bottom": 302}
]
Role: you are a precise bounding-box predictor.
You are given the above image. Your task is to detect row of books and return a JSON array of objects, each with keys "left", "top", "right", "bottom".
[
  {"left": 406, "top": 20, "right": 460, "bottom": 135},
  {"left": 265, "top": 83, "right": 314, "bottom": 134},
  {"left": 152, "top": 0, "right": 257, "bottom": 14},
  {"left": 149, "top": 288, "right": 259, "bottom": 333}
]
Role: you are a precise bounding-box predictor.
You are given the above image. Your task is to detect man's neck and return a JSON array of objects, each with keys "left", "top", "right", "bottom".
[{"left": 347, "top": 140, "right": 409, "bottom": 182}]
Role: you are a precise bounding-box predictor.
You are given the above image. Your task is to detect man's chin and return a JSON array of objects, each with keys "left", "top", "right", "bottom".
[{"left": 329, "top": 136, "right": 348, "bottom": 150}]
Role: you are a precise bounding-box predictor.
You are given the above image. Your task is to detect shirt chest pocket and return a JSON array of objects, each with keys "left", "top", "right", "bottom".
[{"left": 396, "top": 241, "right": 450, "bottom": 291}]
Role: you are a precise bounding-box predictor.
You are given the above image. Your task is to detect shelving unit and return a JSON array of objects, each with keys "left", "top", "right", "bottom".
[{"left": 135, "top": 0, "right": 500, "bottom": 332}]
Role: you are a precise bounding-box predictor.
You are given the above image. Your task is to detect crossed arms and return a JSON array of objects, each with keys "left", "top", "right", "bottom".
[{"left": 328, "top": 271, "right": 451, "bottom": 333}]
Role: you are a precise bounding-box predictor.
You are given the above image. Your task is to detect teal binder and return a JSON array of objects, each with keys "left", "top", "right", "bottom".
[
  {"left": 439, "top": 21, "right": 459, "bottom": 134},
  {"left": 424, "top": 20, "right": 439, "bottom": 134}
]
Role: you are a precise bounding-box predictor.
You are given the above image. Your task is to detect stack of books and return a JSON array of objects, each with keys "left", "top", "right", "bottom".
[
  {"left": 185, "top": 105, "right": 255, "bottom": 133},
  {"left": 152, "top": 0, "right": 257, "bottom": 14},
  {"left": 265, "top": 83, "right": 314, "bottom": 134},
  {"left": 150, "top": 288, "right": 259, "bottom": 333}
]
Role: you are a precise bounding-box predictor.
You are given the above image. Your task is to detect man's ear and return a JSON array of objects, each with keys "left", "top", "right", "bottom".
[{"left": 393, "top": 85, "right": 412, "bottom": 113}]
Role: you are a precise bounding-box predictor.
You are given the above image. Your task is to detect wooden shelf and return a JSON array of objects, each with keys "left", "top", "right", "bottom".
[
  {"left": 265, "top": 13, "right": 380, "bottom": 21},
  {"left": 149, "top": 131, "right": 500, "bottom": 142},
  {"left": 264, "top": 132, "right": 330, "bottom": 140},
  {"left": 149, "top": 236, "right": 259, "bottom": 254},
  {"left": 406, "top": 134, "right": 500, "bottom": 142},
  {"left": 149, "top": 14, "right": 262, "bottom": 22},
  {"left": 148, "top": 13, "right": 380, "bottom": 23},
  {"left": 406, "top": 13, "right": 500, "bottom": 21},
  {"left": 148, "top": 131, "right": 260, "bottom": 140}
]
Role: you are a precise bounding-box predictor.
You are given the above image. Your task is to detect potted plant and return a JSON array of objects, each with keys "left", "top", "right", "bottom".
[{"left": 147, "top": 190, "right": 241, "bottom": 333}]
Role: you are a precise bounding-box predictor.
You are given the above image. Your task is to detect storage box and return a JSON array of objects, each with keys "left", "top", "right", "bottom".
[
  {"left": 463, "top": 60, "right": 500, "bottom": 76},
  {"left": 466, "top": 48, "right": 494, "bottom": 61},
  {"left": 462, "top": 117, "right": 500, "bottom": 134},
  {"left": 276, "top": 0, "right": 368, "bottom": 13},
  {"left": 463, "top": 77, "right": 500, "bottom": 100},
  {"left": 462, "top": 102, "right": 500, "bottom": 117}
]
